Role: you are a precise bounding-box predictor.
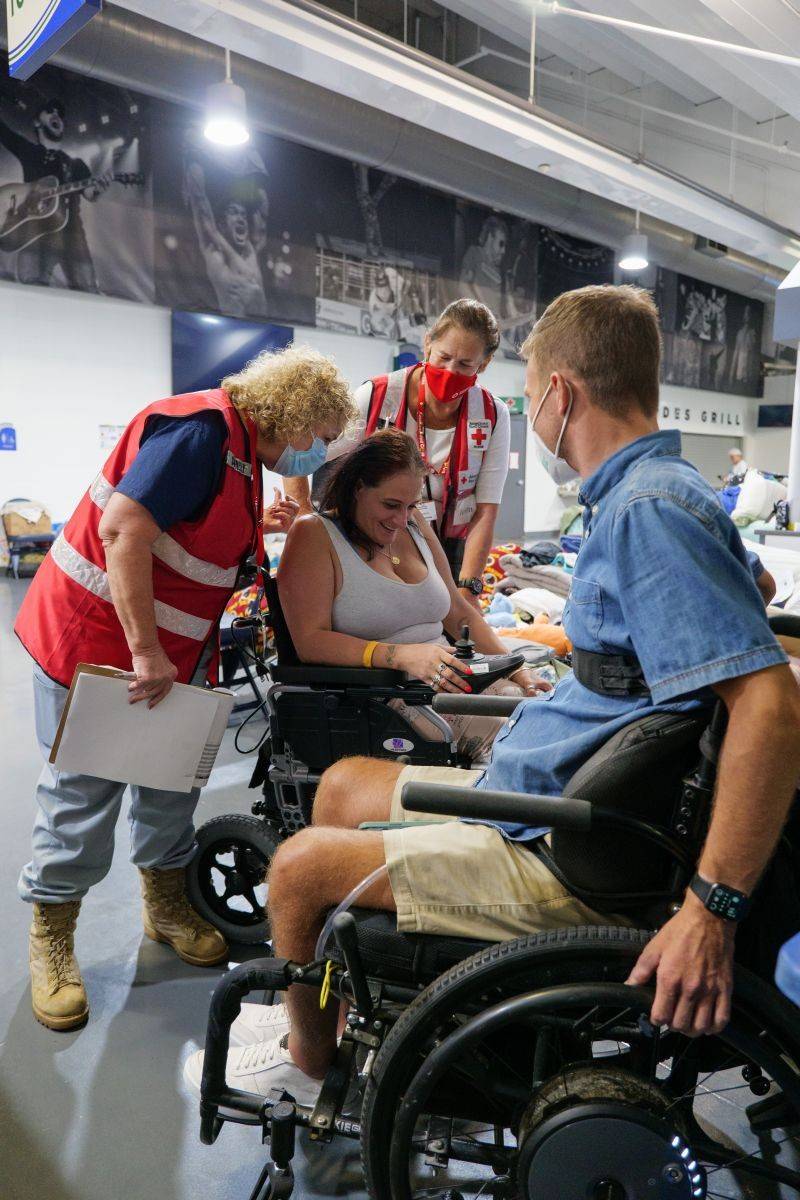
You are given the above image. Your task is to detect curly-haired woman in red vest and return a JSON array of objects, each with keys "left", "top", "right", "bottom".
[
  {"left": 14, "top": 344, "right": 356, "bottom": 1033},
  {"left": 286, "top": 299, "right": 510, "bottom": 607}
]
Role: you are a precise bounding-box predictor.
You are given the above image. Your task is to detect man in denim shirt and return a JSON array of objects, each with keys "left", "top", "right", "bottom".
[{"left": 185, "top": 286, "right": 800, "bottom": 1104}]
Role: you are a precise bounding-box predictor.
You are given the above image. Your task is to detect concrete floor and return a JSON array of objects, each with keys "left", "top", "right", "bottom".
[
  {"left": 0, "top": 576, "right": 366, "bottom": 1200},
  {"left": 1, "top": 573, "right": 799, "bottom": 1199}
]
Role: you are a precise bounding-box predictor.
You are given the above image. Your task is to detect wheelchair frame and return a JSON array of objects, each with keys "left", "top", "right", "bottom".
[{"left": 197, "top": 686, "right": 800, "bottom": 1200}]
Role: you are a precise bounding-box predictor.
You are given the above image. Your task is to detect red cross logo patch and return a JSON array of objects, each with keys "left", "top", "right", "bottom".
[{"left": 467, "top": 419, "right": 491, "bottom": 451}]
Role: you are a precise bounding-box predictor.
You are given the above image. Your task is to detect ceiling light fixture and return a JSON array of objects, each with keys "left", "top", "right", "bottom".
[
  {"left": 204, "top": 48, "right": 250, "bottom": 147},
  {"left": 619, "top": 211, "right": 649, "bottom": 271}
]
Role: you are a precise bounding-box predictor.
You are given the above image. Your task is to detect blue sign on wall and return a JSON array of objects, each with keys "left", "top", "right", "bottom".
[
  {"left": 8, "top": 0, "right": 102, "bottom": 82},
  {"left": 0, "top": 424, "right": 17, "bottom": 451}
]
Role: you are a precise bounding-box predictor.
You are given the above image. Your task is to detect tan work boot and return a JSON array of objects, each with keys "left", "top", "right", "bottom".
[
  {"left": 139, "top": 867, "right": 228, "bottom": 966},
  {"left": 29, "top": 901, "right": 89, "bottom": 1031}
]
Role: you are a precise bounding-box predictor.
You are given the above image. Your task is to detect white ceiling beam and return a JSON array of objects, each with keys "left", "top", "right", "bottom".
[
  {"left": 569, "top": 0, "right": 780, "bottom": 122},
  {"left": 445, "top": 0, "right": 715, "bottom": 100},
  {"left": 113, "top": 0, "right": 800, "bottom": 269}
]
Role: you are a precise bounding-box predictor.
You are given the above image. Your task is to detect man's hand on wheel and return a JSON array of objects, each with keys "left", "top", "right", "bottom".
[
  {"left": 129, "top": 646, "right": 179, "bottom": 708},
  {"left": 625, "top": 890, "right": 735, "bottom": 1037}
]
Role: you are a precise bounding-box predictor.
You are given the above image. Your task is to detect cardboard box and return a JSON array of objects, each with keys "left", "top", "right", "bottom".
[{"left": 3, "top": 510, "right": 52, "bottom": 537}]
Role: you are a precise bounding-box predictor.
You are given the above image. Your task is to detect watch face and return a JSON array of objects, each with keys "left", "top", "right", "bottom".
[{"left": 708, "top": 885, "right": 744, "bottom": 920}]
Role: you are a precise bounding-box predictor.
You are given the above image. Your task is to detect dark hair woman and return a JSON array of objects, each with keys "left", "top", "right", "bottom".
[
  {"left": 284, "top": 298, "right": 511, "bottom": 601},
  {"left": 277, "top": 429, "right": 548, "bottom": 761}
]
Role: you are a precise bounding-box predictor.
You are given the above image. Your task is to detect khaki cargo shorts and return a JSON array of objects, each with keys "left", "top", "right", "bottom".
[{"left": 384, "top": 764, "right": 633, "bottom": 940}]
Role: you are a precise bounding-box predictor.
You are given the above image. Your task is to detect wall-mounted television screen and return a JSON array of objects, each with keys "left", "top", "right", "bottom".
[
  {"left": 757, "top": 404, "right": 793, "bottom": 428},
  {"left": 172, "top": 310, "right": 294, "bottom": 394}
]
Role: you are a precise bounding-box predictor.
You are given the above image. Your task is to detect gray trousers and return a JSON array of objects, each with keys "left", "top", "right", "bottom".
[{"left": 18, "top": 664, "right": 201, "bottom": 905}]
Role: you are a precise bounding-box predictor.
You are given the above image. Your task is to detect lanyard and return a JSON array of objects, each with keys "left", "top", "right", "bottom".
[{"left": 415, "top": 375, "right": 453, "bottom": 478}]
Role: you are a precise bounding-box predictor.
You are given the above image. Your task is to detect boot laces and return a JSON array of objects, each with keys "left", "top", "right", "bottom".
[
  {"left": 148, "top": 875, "right": 209, "bottom": 935},
  {"left": 41, "top": 911, "right": 79, "bottom": 988}
]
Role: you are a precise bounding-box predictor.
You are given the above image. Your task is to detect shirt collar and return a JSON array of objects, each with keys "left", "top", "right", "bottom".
[{"left": 579, "top": 429, "right": 681, "bottom": 506}]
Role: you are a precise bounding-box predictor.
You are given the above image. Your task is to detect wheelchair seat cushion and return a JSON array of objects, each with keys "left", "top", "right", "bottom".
[{"left": 322, "top": 908, "right": 496, "bottom": 987}]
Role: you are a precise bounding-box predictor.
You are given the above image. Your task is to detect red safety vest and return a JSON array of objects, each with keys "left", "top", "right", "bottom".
[
  {"left": 15, "top": 389, "right": 264, "bottom": 688},
  {"left": 363, "top": 365, "right": 497, "bottom": 539}
]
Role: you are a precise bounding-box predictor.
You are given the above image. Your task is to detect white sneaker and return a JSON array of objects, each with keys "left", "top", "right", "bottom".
[
  {"left": 183, "top": 1034, "right": 321, "bottom": 1110},
  {"left": 229, "top": 1002, "right": 290, "bottom": 1047}
]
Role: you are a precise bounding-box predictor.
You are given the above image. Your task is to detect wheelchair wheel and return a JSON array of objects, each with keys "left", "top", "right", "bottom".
[
  {"left": 360, "top": 926, "right": 800, "bottom": 1200},
  {"left": 186, "top": 814, "right": 280, "bottom": 945}
]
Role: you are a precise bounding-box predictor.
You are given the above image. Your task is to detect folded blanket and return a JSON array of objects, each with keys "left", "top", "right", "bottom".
[{"left": 500, "top": 554, "right": 573, "bottom": 598}]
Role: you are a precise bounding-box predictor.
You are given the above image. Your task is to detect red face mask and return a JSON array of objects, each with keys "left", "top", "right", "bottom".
[{"left": 424, "top": 361, "right": 477, "bottom": 405}]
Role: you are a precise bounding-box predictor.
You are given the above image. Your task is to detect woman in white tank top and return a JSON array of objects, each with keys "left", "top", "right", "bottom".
[{"left": 278, "top": 430, "right": 549, "bottom": 759}]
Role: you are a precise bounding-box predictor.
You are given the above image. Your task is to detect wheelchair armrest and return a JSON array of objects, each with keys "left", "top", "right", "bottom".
[
  {"left": 401, "top": 783, "right": 696, "bottom": 872},
  {"left": 433, "top": 694, "right": 522, "bottom": 718},
  {"left": 401, "top": 781, "right": 592, "bottom": 831}
]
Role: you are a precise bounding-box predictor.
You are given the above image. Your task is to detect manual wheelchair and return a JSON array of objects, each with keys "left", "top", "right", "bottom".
[
  {"left": 187, "top": 567, "right": 544, "bottom": 943},
  {"left": 197, "top": 612, "right": 800, "bottom": 1200}
]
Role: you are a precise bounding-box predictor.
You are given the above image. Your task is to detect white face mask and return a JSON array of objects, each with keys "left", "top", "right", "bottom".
[{"left": 529, "top": 380, "right": 580, "bottom": 485}]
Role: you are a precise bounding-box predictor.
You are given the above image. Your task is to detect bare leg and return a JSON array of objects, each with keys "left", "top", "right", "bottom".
[
  {"left": 311, "top": 757, "right": 402, "bottom": 829},
  {"left": 267, "top": 826, "right": 394, "bottom": 1077}
]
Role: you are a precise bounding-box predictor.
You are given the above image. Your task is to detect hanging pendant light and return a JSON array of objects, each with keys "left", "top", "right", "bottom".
[
  {"left": 618, "top": 211, "right": 649, "bottom": 272},
  {"left": 204, "top": 48, "right": 250, "bottom": 147}
]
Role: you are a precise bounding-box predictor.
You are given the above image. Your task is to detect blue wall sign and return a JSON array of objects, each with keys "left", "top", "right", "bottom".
[
  {"left": 7, "top": 0, "right": 102, "bottom": 82},
  {"left": 0, "top": 424, "right": 17, "bottom": 451}
]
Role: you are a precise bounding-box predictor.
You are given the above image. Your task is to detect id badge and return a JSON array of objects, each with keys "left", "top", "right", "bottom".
[
  {"left": 467, "top": 419, "right": 491, "bottom": 452},
  {"left": 453, "top": 493, "right": 477, "bottom": 525},
  {"left": 417, "top": 500, "right": 438, "bottom": 524}
]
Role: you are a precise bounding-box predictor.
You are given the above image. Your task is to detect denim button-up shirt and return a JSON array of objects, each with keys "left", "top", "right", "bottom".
[{"left": 477, "top": 429, "right": 786, "bottom": 841}]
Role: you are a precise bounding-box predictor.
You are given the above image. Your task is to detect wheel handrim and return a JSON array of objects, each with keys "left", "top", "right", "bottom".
[{"left": 385, "top": 983, "right": 800, "bottom": 1200}]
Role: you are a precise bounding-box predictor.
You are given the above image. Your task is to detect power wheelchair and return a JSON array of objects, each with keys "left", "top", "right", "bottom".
[
  {"left": 187, "top": 568, "right": 543, "bottom": 942},
  {"left": 197, "top": 613, "right": 800, "bottom": 1200}
]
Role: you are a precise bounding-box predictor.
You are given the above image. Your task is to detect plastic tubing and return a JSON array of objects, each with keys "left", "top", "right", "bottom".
[{"left": 315, "top": 863, "right": 389, "bottom": 960}]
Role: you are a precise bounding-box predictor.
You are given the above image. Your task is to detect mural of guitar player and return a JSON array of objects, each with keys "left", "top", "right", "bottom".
[{"left": 0, "top": 70, "right": 152, "bottom": 301}]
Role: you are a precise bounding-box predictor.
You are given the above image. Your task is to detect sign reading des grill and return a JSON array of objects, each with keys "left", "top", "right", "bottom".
[{"left": 7, "top": 0, "right": 102, "bottom": 81}]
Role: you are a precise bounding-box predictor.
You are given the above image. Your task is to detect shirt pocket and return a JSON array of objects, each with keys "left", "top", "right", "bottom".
[{"left": 565, "top": 574, "right": 604, "bottom": 644}]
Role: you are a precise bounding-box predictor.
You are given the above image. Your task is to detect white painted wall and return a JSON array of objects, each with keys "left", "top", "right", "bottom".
[
  {"left": 744, "top": 374, "right": 793, "bottom": 475},
  {"left": 0, "top": 282, "right": 172, "bottom": 524}
]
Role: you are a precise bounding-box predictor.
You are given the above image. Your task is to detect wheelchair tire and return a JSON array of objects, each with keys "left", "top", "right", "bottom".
[
  {"left": 361, "top": 925, "right": 651, "bottom": 1200},
  {"left": 186, "top": 814, "right": 280, "bottom": 945},
  {"left": 360, "top": 924, "right": 800, "bottom": 1200}
]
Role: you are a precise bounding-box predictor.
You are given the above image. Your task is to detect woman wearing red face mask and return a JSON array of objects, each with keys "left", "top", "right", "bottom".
[{"left": 287, "top": 299, "right": 509, "bottom": 602}]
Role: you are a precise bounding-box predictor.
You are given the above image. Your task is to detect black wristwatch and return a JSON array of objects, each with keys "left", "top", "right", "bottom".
[
  {"left": 458, "top": 577, "right": 483, "bottom": 596},
  {"left": 689, "top": 873, "right": 751, "bottom": 922}
]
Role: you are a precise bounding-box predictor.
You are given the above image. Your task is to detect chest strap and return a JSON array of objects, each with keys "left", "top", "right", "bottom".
[{"left": 571, "top": 647, "right": 650, "bottom": 697}]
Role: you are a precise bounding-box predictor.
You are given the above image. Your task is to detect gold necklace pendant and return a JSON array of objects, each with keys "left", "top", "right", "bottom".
[{"left": 378, "top": 547, "right": 401, "bottom": 566}]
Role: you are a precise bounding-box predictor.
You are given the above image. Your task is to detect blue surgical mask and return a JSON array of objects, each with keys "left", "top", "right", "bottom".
[
  {"left": 529, "top": 381, "right": 580, "bottom": 485},
  {"left": 273, "top": 436, "right": 328, "bottom": 477}
]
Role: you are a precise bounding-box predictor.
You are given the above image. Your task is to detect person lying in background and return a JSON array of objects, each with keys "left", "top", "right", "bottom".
[{"left": 277, "top": 429, "right": 550, "bottom": 762}]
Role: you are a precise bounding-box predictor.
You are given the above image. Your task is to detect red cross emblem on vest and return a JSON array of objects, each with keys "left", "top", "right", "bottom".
[{"left": 468, "top": 419, "right": 491, "bottom": 450}]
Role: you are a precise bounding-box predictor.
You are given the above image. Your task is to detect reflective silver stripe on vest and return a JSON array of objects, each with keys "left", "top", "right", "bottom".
[
  {"left": 90, "top": 472, "right": 115, "bottom": 511},
  {"left": 51, "top": 533, "right": 213, "bottom": 643},
  {"left": 378, "top": 367, "right": 408, "bottom": 424},
  {"left": 152, "top": 534, "right": 239, "bottom": 589},
  {"left": 90, "top": 471, "right": 238, "bottom": 589},
  {"left": 51, "top": 531, "right": 113, "bottom": 603}
]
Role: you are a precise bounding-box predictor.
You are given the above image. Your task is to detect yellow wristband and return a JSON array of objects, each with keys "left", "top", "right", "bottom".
[{"left": 362, "top": 640, "right": 379, "bottom": 668}]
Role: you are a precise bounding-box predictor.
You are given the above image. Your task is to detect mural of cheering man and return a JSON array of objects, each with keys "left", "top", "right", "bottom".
[
  {"left": 184, "top": 158, "right": 268, "bottom": 319},
  {"left": 0, "top": 96, "right": 109, "bottom": 290}
]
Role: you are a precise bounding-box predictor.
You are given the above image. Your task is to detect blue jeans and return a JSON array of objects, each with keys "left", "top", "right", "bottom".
[{"left": 18, "top": 665, "right": 201, "bottom": 904}]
